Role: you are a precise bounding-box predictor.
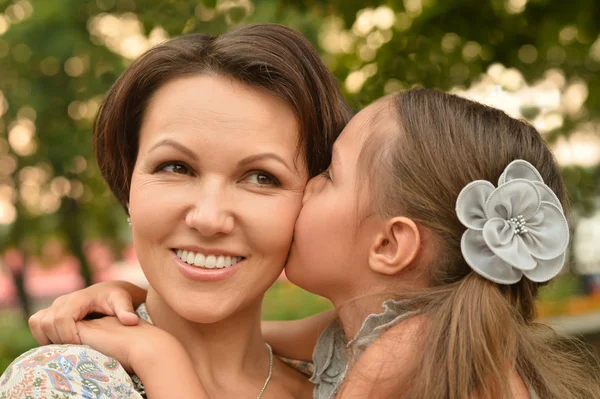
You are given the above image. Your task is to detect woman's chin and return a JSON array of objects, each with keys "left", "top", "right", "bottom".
[{"left": 174, "top": 302, "right": 237, "bottom": 324}]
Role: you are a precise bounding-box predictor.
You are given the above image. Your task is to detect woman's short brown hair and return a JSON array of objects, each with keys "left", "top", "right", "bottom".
[{"left": 94, "top": 23, "right": 352, "bottom": 209}]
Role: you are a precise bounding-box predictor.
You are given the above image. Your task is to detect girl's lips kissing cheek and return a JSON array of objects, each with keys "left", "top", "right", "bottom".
[{"left": 172, "top": 248, "right": 245, "bottom": 281}]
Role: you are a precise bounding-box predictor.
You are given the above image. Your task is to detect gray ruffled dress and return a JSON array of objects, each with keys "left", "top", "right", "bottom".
[{"left": 310, "top": 299, "right": 417, "bottom": 399}]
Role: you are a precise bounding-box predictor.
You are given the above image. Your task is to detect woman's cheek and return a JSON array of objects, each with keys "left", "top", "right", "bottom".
[{"left": 248, "top": 193, "right": 302, "bottom": 250}]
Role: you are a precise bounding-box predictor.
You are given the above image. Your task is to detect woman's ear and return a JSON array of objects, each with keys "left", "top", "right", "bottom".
[{"left": 368, "top": 217, "right": 420, "bottom": 276}]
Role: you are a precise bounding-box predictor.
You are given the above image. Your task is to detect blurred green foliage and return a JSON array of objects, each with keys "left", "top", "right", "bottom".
[
  {"left": 0, "top": 310, "right": 36, "bottom": 373},
  {"left": 262, "top": 281, "right": 333, "bottom": 320}
]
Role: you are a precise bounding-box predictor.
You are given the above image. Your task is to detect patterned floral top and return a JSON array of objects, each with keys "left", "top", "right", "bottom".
[
  {"left": 0, "top": 344, "right": 145, "bottom": 399},
  {"left": 0, "top": 306, "right": 154, "bottom": 399}
]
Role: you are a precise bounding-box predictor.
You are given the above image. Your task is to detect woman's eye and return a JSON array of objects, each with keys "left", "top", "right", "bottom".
[
  {"left": 246, "top": 172, "right": 280, "bottom": 187},
  {"left": 160, "top": 162, "right": 191, "bottom": 175},
  {"left": 320, "top": 169, "right": 331, "bottom": 180}
]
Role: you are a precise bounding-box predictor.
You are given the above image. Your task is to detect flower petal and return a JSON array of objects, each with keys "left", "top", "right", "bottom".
[
  {"left": 523, "top": 253, "right": 566, "bottom": 283},
  {"left": 456, "top": 180, "right": 495, "bottom": 230},
  {"left": 483, "top": 218, "right": 537, "bottom": 270},
  {"left": 520, "top": 202, "right": 569, "bottom": 260},
  {"left": 498, "top": 160, "right": 544, "bottom": 185},
  {"left": 461, "top": 229, "right": 523, "bottom": 284},
  {"left": 532, "top": 181, "right": 563, "bottom": 211},
  {"left": 485, "top": 180, "right": 541, "bottom": 220}
]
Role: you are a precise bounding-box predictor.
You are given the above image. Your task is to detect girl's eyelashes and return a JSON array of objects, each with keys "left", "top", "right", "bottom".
[
  {"left": 156, "top": 161, "right": 193, "bottom": 175},
  {"left": 320, "top": 169, "right": 332, "bottom": 180},
  {"left": 244, "top": 171, "right": 282, "bottom": 187}
]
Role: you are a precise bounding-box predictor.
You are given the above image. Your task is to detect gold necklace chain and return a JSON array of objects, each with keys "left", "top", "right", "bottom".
[{"left": 256, "top": 343, "right": 273, "bottom": 399}]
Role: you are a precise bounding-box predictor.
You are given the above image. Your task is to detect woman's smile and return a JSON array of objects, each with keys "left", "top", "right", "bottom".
[
  {"left": 174, "top": 249, "right": 244, "bottom": 269},
  {"left": 172, "top": 249, "right": 245, "bottom": 282}
]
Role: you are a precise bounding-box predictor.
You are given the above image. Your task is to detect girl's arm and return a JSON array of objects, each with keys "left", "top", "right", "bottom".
[
  {"left": 30, "top": 279, "right": 335, "bottom": 364},
  {"left": 262, "top": 309, "right": 336, "bottom": 361}
]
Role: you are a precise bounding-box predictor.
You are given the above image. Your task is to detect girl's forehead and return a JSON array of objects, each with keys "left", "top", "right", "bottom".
[{"left": 341, "top": 98, "right": 397, "bottom": 149}]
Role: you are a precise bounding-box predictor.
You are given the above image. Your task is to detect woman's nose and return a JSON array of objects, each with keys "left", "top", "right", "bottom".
[{"left": 185, "top": 185, "right": 235, "bottom": 237}]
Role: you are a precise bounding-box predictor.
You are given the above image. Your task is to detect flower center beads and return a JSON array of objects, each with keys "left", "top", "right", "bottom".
[{"left": 509, "top": 214, "right": 527, "bottom": 235}]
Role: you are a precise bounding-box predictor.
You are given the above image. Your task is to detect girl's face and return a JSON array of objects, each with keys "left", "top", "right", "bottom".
[
  {"left": 286, "top": 104, "right": 388, "bottom": 303},
  {"left": 129, "top": 75, "right": 308, "bottom": 323}
]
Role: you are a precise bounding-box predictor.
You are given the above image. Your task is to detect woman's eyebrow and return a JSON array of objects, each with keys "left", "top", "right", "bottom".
[
  {"left": 149, "top": 139, "right": 198, "bottom": 161},
  {"left": 238, "top": 153, "right": 292, "bottom": 172},
  {"left": 148, "top": 140, "right": 294, "bottom": 173}
]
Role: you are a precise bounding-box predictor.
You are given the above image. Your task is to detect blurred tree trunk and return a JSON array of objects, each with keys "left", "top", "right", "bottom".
[
  {"left": 11, "top": 254, "right": 31, "bottom": 323},
  {"left": 6, "top": 215, "right": 32, "bottom": 322},
  {"left": 61, "top": 197, "right": 93, "bottom": 287}
]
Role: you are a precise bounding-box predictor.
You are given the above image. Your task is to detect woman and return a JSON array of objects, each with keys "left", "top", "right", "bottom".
[{"left": 0, "top": 23, "right": 351, "bottom": 399}]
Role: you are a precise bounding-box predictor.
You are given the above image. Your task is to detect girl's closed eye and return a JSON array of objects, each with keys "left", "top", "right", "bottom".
[
  {"left": 244, "top": 171, "right": 281, "bottom": 187},
  {"left": 320, "top": 169, "right": 332, "bottom": 181}
]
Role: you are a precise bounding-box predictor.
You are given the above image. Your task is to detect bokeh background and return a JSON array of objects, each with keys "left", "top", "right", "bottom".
[{"left": 1, "top": 0, "right": 600, "bottom": 373}]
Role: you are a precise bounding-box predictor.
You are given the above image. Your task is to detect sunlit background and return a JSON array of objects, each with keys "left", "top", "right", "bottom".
[{"left": 1, "top": 0, "right": 600, "bottom": 372}]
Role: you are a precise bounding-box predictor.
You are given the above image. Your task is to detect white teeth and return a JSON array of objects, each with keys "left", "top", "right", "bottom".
[
  {"left": 193, "top": 253, "right": 206, "bottom": 267},
  {"left": 176, "top": 249, "right": 242, "bottom": 269},
  {"left": 186, "top": 252, "right": 195, "bottom": 264},
  {"left": 205, "top": 255, "right": 217, "bottom": 268}
]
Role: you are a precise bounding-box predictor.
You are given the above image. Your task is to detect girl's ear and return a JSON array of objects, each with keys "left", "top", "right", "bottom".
[{"left": 368, "top": 217, "right": 420, "bottom": 276}]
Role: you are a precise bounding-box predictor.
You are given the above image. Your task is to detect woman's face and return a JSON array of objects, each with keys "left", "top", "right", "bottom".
[{"left": 129, "top": 74, "right": 307, "bottom": 323}]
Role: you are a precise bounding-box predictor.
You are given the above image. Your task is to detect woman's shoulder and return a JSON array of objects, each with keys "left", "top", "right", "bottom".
[{"left": 0, "top": 344, "right": 144, "bottom": 399}]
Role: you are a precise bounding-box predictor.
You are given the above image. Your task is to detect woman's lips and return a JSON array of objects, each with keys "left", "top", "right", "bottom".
[{"left": 172, "top": 250, "right": 243, "bottom": 282}]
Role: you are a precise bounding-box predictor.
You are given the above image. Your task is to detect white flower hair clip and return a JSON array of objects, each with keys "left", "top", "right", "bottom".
[{"left": 455, "top": 160, "right": 569, "bottom": 285}]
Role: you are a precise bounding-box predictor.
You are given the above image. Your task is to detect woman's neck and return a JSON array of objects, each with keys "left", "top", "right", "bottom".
[{"left": 144, "top": 287, "right": 271, "bottom": 392}]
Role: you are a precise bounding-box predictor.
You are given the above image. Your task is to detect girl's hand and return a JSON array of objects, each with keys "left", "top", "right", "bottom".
[
  {"left": 28, "top": 281, "right": 146, "bottom": 346},
  {"left": 76, "top": 316, "right": 180, "bottom": 374}
]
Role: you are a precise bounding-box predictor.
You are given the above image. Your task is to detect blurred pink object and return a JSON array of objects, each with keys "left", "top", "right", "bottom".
[
  {"left": 85, "top": 240, "right": 119, "bottom": 283},
  {"left": 0, "top": 261, "right": 17, "bottom": 306},
  {"left": 3, "top": 248, "right": 24, "bottom": 274},
  {"left": 92, "top": 243, "right": 148, "bottom": 288},
  {"left": 24, "top": 256, "right": 85, "bottom": 299}
]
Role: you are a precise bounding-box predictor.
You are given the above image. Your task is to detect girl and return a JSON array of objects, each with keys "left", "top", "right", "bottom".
[{"left": 26, "top": 89, "right": 600, "bottom": 398}]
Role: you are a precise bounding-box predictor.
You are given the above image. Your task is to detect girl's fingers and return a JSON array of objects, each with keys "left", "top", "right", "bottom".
[{"left": 106, "top": 292, "right": 139, "bottom": 326}]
